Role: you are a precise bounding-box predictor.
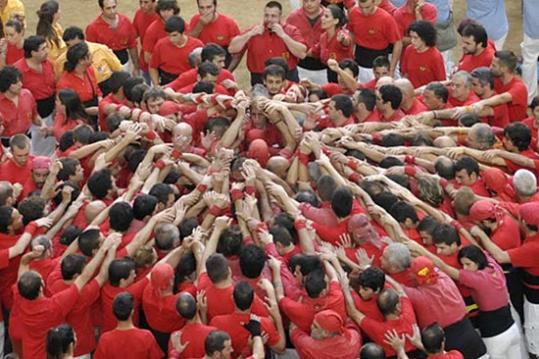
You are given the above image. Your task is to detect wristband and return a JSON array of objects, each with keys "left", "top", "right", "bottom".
[
  {"left": 347, "top": 159, "right": 358, "bottom": 171},
  {"left": 145, "top": 130, "right": 157, "bottom": 141},
  {"left": 348, "top": 172, "right": 361, "bottom": 183},
  {"left": 279, "top": 148, "right": 293, "bottom": 158},
  {"left": 154, "top": 159, "right": 166, "bottom": 170},
  {"left": 171, "top": 149, "right": 182, "bottom": 159},
  {"left": 231, "top": 188, "right": 243, "bottom": 201},
  {"left": 298, "top": 152, "right": 310, "bottom": 166},
  {"left": 196, "top": 183, "right": 208, "bottom": 193},
  {"left": 25, "top": 221, "right": 38, "bottom": 236},
  {"left": 371, "top": 132, "right": 382, "bottom": 143},
  {"left": 246, "top": 185, "right": 256, "bottom": 196},
  {"left": 256, "top": 222, "right": 268, "bottom": 232},
  {"left": 294, "top": 218, "right": 306, "bottom": 230},
  {"left": 451, "top": 220, "right": 463, "bottom": 231},
  {"left": 321, "top": 146, "right": 331, "bottom": 156},
  {"left": 404, "top": 165, "right": 417, "bottom": 177},
  {"left": 208, "top": 205, "right": 222, "bottom": 217},
  {"left": 404, "top": 155, "right": 415, "bottom": 165}
]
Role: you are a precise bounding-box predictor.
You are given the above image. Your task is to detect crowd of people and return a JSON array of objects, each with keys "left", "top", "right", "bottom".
[{"left": 1, "top": 0, "right": 539, "bottom": 358}]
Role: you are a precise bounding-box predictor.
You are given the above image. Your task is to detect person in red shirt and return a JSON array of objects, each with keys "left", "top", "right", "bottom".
[
  {"left": 94, "top": 291, "right": 163, "bottom": 359},
  {"left": 347, "top": 0, "right": 402, "bottom": 82},
  {"left": 142, "top": 0, "right": 180, "bottom": 70},
  {"left": 291, "top": 309, "right": 362, "bottom": 359},
  {"left": 309, "top": 5, "right": 352, "bottom": 83},
  {"left": 86, "top": 0, "right": 139, "bottom": 73},
  {"left": 0, "top": 134, "right": 33, "bottom": 187},
  {"left": 458, "top": 23, "right": 495, "bottom": 73},
  {"left": 189, "top": 0, "right": 240, "bottom": 69},
  {"left": 401, "top": 21, "right": 445, "bottom": 88},
  {"left": 468, "top": 51, "right": 528, "bottom": 122},
  {"left": 0, "top": 19, "right": 25, "bottom": 67},
  {"left": 169, "top": 292, "right": 218, "bottom": 359},
  {"left": 46, "top": 324, "right": 78, "bottom": 358},
  {"left": 210, "top": 281, "right": 285, "bottom": 358},
  {"left": 350, "top": 267, "right": 386, "bottom": 322},
  {"left": 286, "top": 0, "right": 327, "bottom": 84},
  {"left": 447, "top": 71, "right": 480, "bottom": 108},
  {"left": 132, "top": 0, "right": 159, "bottom": 83},
  {"left": 469, "top": 67, "right": 509, "bottom": 128},
  {"left": 98, "top": 70, "right": 131, "bottom": 131},
  {"left": 228, "top": 1, "right": 307, "bottom": 85},
  {"left": 375, "top": 84, "right": 405, "bottom": 122},
  {"left": 394, "top": 0, "right": 437, "bottom": 42},
  {"left": 395, "top": 79, "right": 428, "bottom": 115},
  {"left": 149, "top": 16, "right": 204, "bottom": 85},
  {"left": 0, "top": 66, "right": 42, "bottom": 140},
  {"left": 16, "top": 235, "right": 114, "bottom": 359},
  {"left": 57, "top": 42, "right": 102, "bottom": 125},
  {"left": 453, "top": 156, "right": 490, "bottom": 197},
  {"left": 52, "top": 89, "right": 90, "bottom": 141}
]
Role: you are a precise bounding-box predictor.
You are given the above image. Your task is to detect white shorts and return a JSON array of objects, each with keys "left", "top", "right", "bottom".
[{"left": 524, "top": 297, "right": 539, "bottom": 355}]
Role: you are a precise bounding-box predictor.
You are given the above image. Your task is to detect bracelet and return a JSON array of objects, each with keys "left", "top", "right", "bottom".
[
  {"left": 25, "top": 221, "right": 38, "bottom": 236},
  {"left": 404, "top": 155, "right": 415, "bottom": 165},
  {"left": 196, "top": 183, "right": 208, "bottom": 193},
  {"left": 171, "top": 149, "right": 182, "bottom": 159},
  {"left": 154, "top": 160, "right": 166, "bottom": 170},
  {"left": 208, "top": 205, "right": 222, "bottom": 217},
  {"left": 245, "top": 185, "right": 256, "bottom": 196},
  {"left": 230, "top": 188, "right": 243, "bottom": 201},
  {"left": 298, "top": 152, "right": 310, "bottom": 166},
  {"left": 347, "top": 159, "right": 358, "bottom": 171},
  {"left": 404, "top": 165, "right": 417, "bottom": 177},
  {"left": 294, "top": 218, "right": 306, "bottom": 230}
]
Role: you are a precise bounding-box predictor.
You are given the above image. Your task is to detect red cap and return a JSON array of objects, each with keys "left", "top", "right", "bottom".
[
  {"left": 32, "top": 156, "right": 51, "bottom": 170},
  {"left": 519, "top": 202, "right": 539, "bottom": 227},
  {"left": 410, "top": 256, "right": 438, "bottom": 285}
]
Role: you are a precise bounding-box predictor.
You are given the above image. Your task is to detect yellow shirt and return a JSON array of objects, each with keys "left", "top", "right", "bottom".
[
  {"left": 54, "top": 41, "right": 122, "bottom": 84},
  {"left": 0, "top": 0, "right": 25, "bottom": 29},
  {"left": 47, "top": 22, "right": 67, "bottom": 64}
]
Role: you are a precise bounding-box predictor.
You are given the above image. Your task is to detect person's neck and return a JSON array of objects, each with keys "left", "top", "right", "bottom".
[
  {"left": 355, "top": 109, "right": 370, "bottom": 122},
  {"left": 500, "top": 72, "right": 514, "bottom": 85},
  {"left": 326, "top": 26, "right": 336, "bottom": 38},
  {"left": 27, "top": 57, "right": 42, "bottom": 68},
  {"left": 381, "top": 107, "right": 395, "bottom": 119},
  {"left": 4, "top": 90, "right": 18, "bottom": 101},
  {"left": 473, "top": 46, "right": 486, "bottom": 57},
  {"left": 304, "top": 8, "right": 320, "bottom": 19},
  {"left": 401, "top": 97, "right": 414, "bottom": 111},
  {"left": 385, "top": 311, "right": 399, "bottom": 320},
  {"left": 333, "top": 115, "right": 348, "bottom": 126},
  {"left": 480, "top": 88, "right": 494, "bottom": 100},
  {"left": 214, "top": 277, "right": 232, "bottom": 288},
  {"left": 116, "top": 319, "right": 135, "bottom": 330},
  {"left": 187, "top": 314, "right": 202, "bottom": 325},
  {"left": 235, "top": 308, "right": 251, "bottom": 315},
  {"left": 102, "top": 14, "right": 118, "bottom": 26},
  {"left": 74, "top": 66, "right": 86, "bottom": 77}
]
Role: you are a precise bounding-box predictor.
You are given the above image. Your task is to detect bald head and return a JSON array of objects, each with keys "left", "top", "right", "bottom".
[
  {"left": 176, "top": 292, "right": 197, "bottom": 320},
  {"left": 395, "top": 78, "right": 414, "bottom": 98},
  {"left": 433, "top": 136, "right": 457, "bottom": 148},
  {"left": 514, "top": 169, "right": 537, "bottom": 197},
  {"left": 85, "top": 200, "right": 107, "bottom": 223},
  {"left": 359, "top": 343, "right": 385, "bottom": 359},
  {"left": 376, "top": 76, "right": 394, "bottom": 89}
]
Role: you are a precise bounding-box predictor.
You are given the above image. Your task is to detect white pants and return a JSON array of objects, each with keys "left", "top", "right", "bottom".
[
  {"left": 482, "top": 323, "right": 525, "bottom": 359},
  {"left": 31, "top": 113, "right": 56, "bottom": 157},
  {"left": 0, "top": 321, "right": 4, "bottom": 359},
  {"left": 288, "top": 0, "right": 301, "bottom": 10},
  {"left": 74, "top": 354, "right": 91, "bottom": 359},
  {"left": 297, "top": 67, "right": 328, "bottom": 85},
  {"left": 524, "top": 297, "right": 539, "bottom": 355},
  {"left": 493, "top": 33, "right": 508, "bottom": 51},
  {"left": 521, "top": 33, "right": 539, "bottom": 104},
  {"left": 442, "top": 48, "right": 456, "bottom": 78}
]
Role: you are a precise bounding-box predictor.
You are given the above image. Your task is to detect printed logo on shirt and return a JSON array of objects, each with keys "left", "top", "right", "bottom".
[
  {"left": 368, "top": 28, "right": 376, "bottom": 35},
  {"left": 282, "top": 52, "right": 290, "bottom": 60},
  {"left": 419, "top": 66, "right": 427, "bottom": 72},
  {"left": 217, "top": 35, "right": 225, "bottom": 41}
]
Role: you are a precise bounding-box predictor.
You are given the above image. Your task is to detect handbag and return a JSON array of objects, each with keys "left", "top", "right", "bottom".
[{"left": 435, "top": 11, "right": 458, "bottom": 52}]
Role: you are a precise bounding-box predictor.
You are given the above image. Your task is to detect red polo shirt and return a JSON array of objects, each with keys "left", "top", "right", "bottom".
[
  {"left": 493, "top": 76, "right": 528, "bottom": 122},
  {"left": 447, "top": 89, "right": 479, "bottom": 108},
  {"left": 150, "top": 36, "right": 204, "bottom": 75},
  {"left": 168, "top": 322, "right": 217, "bottom": 359},
  {"left": 0, "top": 89, "right": 37, "bottom": 136},
  {"left": 458, "top": 46, "right": 495, "bottom": 73},
  {"left": 94, "top": 327, "right": 163, "bottom": 359},
  {"left": 348, "top": 7, "right": 401, "bottom": 50},
  {"left": 189, "top": 13, "right": 240, "bottom": 48},
  {"left": 286, "top": 7, "right": 324, "bottom": 50},
  {"left": 133, "top": 9, "right": 159, "bottom": 71},
  {"left": 401, "top": 46, "right": 446, "bottom": 88},
  {"left": 291, "top": 325, "right": 362, "bottom": 359},
  {"left": 86, "top": 14, "right": 137, "bottom": 51},
  {"left": 310, "top": 29, "right": 353, "bottom": 65},
  {"left": 210, "top": 312, "right": 280, "bottom": 358},
  {"left": 242, "top": 24, "right": 306, "bottom": 74},
  {"left": 429, "top": 351, "right": 464, "bottom": 359},
  {"left": 394, "top": 2, "right": 437, "bottom": 37},
  {"left": 13, "top": 58, "right": 56, "bottom": 100},
  {"left": 508, "top": 233, "right": 539, "bottom": 277},
  {"left": 57, "top": 67, "right": 102, "bottom": 103}
]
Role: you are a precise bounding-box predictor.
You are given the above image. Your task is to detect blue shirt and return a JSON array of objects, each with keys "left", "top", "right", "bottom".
[
  {"left": 523, "top": 0, "right": 539, "bottom": 39},
  {"left": 466, "top": 0, "right": 508, "bottom": 41},
  {"left": 426, "top": 0, "right": 451, "bottom": 22}
]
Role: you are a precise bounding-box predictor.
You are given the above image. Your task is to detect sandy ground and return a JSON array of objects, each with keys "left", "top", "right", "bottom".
[{"left": 23, "top": 0, "right": 524, "bottom": 88}]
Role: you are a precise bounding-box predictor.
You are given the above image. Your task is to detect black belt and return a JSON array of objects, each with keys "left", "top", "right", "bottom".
[
  {"left": 82, "top": 97, "right": 98, "bottom": 108},
  {"left": 477, "top": 305, "right": 514, "bottom": 338},
  {"left": 298, "top": 56, "right": 327, "bottom": 71},
  {"left": 113, "top": 48, "right": 129, "bottom": 65},
  {"left": 158, "top": 68, "right": 177, "bottom": 85},
  {"left": 354, "top": 44, "right": 393, "bottom": 68},
  {"left": 36, "top": 95, "right": 55, "bottom": 118}
]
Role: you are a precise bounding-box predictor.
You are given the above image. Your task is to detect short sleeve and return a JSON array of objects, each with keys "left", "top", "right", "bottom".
[{"left": 508, "top": 242, "right": 539, "bottom": 268}]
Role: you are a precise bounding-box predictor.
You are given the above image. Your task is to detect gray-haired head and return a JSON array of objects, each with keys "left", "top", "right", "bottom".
[{"left": 514, "top": 169, "right": 537, "bottom": 197}]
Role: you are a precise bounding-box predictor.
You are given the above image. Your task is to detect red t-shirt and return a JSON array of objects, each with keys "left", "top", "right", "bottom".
[
  {"left": 57, "top": 67, "right": 102, "bottom": 103},
  {"left": 242, "top": 24, "right": 306, "bottom": 74},
  {"left": 291, "top": 325, "right": 362, "bottom": 359},
  {"left": 100, "top": 277, "right": 149, "bottom": 333},
  {"left": 508, "top": 233, "right": 539, "bottom": 277},
  {"left": 48, "top": 279, "right": 102, "bottom": 355},
  {"left": 0, "top": 156, "right": 33, "bottom": 186},
  {"left": 13, "top": 58, "right": 56, "bottom": 100},
  {"left": 167, "top": 68, "right": 235, "bottom": 92},
  {"left": 480, "top": 100, "right": 509, "bottom": 128},
  {"left": 394, "top": 3, "right": 437, "bottom": 37},
  {"left": 177, "top": 82, "right": 229, "bottom": 95},
  {"left": 351, "top": 290, "right": 385, "bottom": 322},
  {"left": 86, "top": 14, "right": 137, "bottom": 51},
  {"left": 403, "top": 97, "right": 428, "bottom": 115},
  {"left": 150, "top": 36, "right": 204, "bottom": 75},
  {"left": 142, "top": 285, "right": 185, "bottom": 333},
  {"left": 6, "top": 42, "right": 23, "bottom": 65},
  {"left": 447, "top": 89, "right": 479, "bottom": 108},
  {"left": 98, "top": 92, "right": 128, "bottom": 131},
  {"left": 429, "top": 351, "right": 464, "bottom": 358},
  {"left": 16, "top": 284, "right": 79, "bottom": 359},
  {"left": 189, "top": 13, "right": 240, "bottom": 48},
  {"left": 310, "top": 29, "right": 353, "bottom": 65},
  {"left": 133, "top": 9, "right": 159, "bottom": 71},
  {"left": 0, "top": 89, "right": 37, "bottom": 136},
  {"left": 142, "top": 18, "right": 166, "bottom": 54},
  {"left": 360, "top": 296, "right": 418, "bottom": 357},
  {"left": 458, "top": 46, "right": 495, "bottom": 73},
  {"left": 210, "top": 312, "right": 281, "bottom": 358},
  {"left": 523, "top": 117, "right": 539, "bottom": 152},
  {"left": 286, "top": 8, "right": 324, "bottom": 50},
  {"left": 348, "top": 7, "right": 401, "bottom": 50},
  {"left": 493, "top": 76, "right": 528, "bottom": 122},
  {"left": 94, "top": 327, "right": 164, "bottom": 359},
  {"left": 168, "top": 322, "right": 217, "bottom": 359},
  {"left": 279, "top": 280, "right": 346, "bottom": 332},
  {"left": 401, "top": 46, "right": 446, "bottom": 88}
]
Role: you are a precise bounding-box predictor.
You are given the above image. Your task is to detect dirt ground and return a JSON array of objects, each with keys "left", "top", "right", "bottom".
[{"left": 23, "top": 0, "right": 523, "bottom": 88}]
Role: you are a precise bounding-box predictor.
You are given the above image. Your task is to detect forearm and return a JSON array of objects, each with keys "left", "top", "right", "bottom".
[
  {"left": 228, "top": 32, "right": 253, "bottom": 54},
  {"left": 390, "top": 41, "right": 403, "bottom": 73},
  {"left": 149, "top": 67, "right": 160, "bottom": 86},
  {"left": 282, "top": 34, "right": 307, "bottom": 59},
  {"left": 128, "top": 47, "right": 139, "bottom": 69},
  {"left": 189, "top": 22, "right": 205, "bottom": 38}
]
